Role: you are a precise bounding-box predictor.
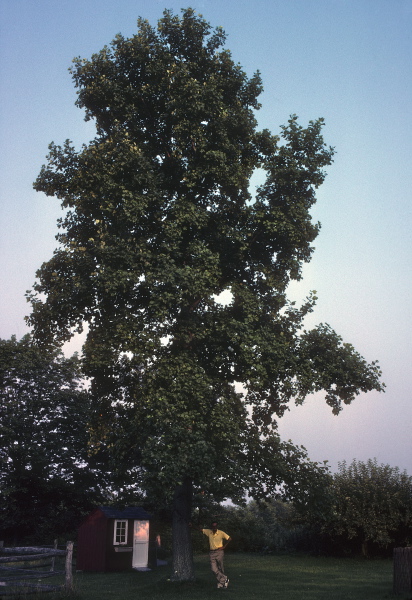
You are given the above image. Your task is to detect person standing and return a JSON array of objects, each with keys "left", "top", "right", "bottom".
[{"left": 194, "top": 521, "right": 231, "bottom": 588}]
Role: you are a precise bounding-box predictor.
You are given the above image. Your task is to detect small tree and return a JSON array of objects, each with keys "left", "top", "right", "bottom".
[
  {"left": 27, "top": 9, "right": 384, "bottom": 579},
  {"left": 324, "top": 459, "right": 412, "bottom": 556},
  {"left": 0, "top": 335, "right": 108, "bottom": 542}
]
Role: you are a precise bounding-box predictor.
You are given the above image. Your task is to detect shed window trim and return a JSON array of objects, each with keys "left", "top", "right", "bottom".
[{"left": 113, "top": 519, "right": 128, "bottom": 545}]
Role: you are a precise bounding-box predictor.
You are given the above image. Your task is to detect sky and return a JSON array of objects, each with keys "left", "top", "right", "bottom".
[{"left": 0, "top": 0, "right": 411, "bottom": 475}]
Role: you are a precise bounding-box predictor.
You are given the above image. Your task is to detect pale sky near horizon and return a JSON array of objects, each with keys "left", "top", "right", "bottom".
[{"left": 1, "top": 0, "right": 411, "bottom": 475}]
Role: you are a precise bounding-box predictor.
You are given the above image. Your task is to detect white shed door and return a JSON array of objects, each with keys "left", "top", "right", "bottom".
[{"left": 132, "top": 520, "right": 149, "bottom": 568}]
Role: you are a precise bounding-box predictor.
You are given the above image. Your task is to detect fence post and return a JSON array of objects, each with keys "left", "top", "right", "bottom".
[
  {"left": 51, "top": 539, "right": 58, "bottom": 572},
  {"left": 393, "top": 547, "right": 412, "bottom": 595},
  {"left": 65, "top": 541, "right": 74, "bottom": 592}
]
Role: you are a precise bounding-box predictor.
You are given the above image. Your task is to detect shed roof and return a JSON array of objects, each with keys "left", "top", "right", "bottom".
[{"left": 99, "top": 506, "right": 152, "bottom": 520}]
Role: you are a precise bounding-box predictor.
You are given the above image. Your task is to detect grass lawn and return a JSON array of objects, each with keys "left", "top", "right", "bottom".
[{"left": 66, "top": 553, "right": 409, "bottom": 600}]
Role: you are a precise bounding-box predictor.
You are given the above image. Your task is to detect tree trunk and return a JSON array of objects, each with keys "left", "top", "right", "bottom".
[
  {"left": 170, "top": 478, "right": 195, "bottom": 581},
  {"left": 393, "top": 547, "right": 412, "bottom": 595}
]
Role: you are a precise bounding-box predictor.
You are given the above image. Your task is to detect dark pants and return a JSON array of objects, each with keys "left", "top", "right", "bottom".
[{"left": 209, "top": 549, "right": 226, "bottom": 586}]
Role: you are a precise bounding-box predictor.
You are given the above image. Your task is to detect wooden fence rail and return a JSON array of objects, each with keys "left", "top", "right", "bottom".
[{"left": 0, "top": 541, "right": 73, "bottom": 596}]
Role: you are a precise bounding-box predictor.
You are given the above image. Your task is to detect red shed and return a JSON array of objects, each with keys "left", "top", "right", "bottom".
[{"left": 77, "top": 506, "right": 152, "bottom": 572}]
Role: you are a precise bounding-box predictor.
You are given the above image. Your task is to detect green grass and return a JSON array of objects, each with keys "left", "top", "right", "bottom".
[{"left": 59, "top": 554, "right": 409, "bottom": 600}]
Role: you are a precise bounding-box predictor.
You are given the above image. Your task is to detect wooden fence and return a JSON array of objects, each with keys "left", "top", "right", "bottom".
[{"left": 0, "top": 541, "right": 73, "bottom": 596}]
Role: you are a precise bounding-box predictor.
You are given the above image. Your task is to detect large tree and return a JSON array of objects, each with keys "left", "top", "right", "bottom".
[{"left": 28, "top": 9, "right": 384, "bottom": 579}]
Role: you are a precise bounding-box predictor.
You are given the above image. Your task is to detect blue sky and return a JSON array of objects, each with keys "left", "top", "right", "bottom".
[{"left": 1, "top": 0, "right": 411, "bottom": 474}]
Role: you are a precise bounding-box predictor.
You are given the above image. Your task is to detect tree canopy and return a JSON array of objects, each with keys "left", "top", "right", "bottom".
[
  {"left": 27, "top": 8, "right": 384, "bottom": 579},
  {"left": 0, "top": 335, "right": 109, "bottom": 543},
  {"left": 322, "top": 459, "right": 412, "bottom": 556}
]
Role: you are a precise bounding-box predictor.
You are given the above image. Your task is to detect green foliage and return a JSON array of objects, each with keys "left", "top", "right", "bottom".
[
  {"left": 0, "top": 335, "right": 109, "bottom": 542},
  {"left": 321, "top": 459, "right": 412, "bottom": 555},
  {"left": 212, "top": 500, "right": 310, "bottom": 554},
  {"left": 26, "top": 7, "right": 384, "bottom": 576},
  {"left": 297, "top": 325, "right": 384, "bottom": 415}
]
